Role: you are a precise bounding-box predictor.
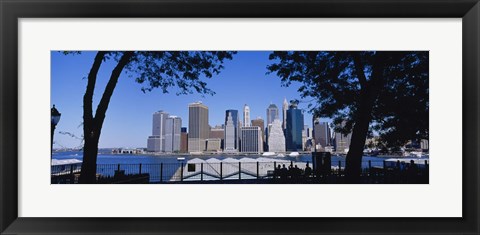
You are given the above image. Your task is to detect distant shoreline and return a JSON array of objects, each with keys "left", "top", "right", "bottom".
[{"left": 54, "top": 149, "right": 422, "bottom": 159}]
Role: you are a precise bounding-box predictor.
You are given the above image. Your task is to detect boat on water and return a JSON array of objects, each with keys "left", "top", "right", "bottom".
[
  {"left": 276, "top": 153, "right": 285, "bottom": 157},
  {"left": 177, "top": 157, "right": 186, "bottom": 161},
  {"left": 289, "top": 152, "right": 300, "bottom": 157}
]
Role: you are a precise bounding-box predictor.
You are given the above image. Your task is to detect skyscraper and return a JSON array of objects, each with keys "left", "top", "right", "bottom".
[
  {"left": 302, "top": 125, "right": 308, "bottom": 151},
  {"left": 240, "top": 126, "right": 263, "bottom": 153},
  {"left": 224, "top": 109, "right": 239, "bottom": 151},
  {"left": 282, "top": 98, "right": 288, "bottom": 130},
  {"left": 266, "top": 103, "right": 279, "bottom": 150},
  {"left": 334, "top": 121, "right": 352, "bottom": 154},
  {"left": 164, "top": 116, "right": 182, "bottom": 152},
  {"left": 180, "top": 127, "right": 188, "bottom": 153},
  {"left": 251, "top": 117, "right": 265, "bottom": 149},
  {"left": 147, "top": 111, "right": 169, "bottom": 152},
  {"left": 224, "top": 111, "right": 237, "bottom": 152},
  {"left": 266, "top": 104, "right": 279, "bottom": 125},
  {"left": 313, "top": 118, "right": 332, "bottom": 149},
  {"left": 243, "top": 104, "right": 251, "bottom": 127},
  {"left": 286, "top": 102, "right": 304, "bottom": 151},
  {"left": 335, "top": 131, "right": 352, "bottom": 154},
  {"left": 188, "top": 102, "right": 209, "bottom": 153},
  {"left": 267, "top": 119, "right": 285, "bottom": 153}
]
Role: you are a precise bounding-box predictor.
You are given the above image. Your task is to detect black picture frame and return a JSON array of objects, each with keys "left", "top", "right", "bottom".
[{"left": 1, "top": 0, "right": 479, "bottom": 234}]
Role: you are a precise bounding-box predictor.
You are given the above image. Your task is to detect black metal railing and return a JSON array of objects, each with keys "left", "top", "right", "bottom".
[{"left": 51, "top": 159, "right": 429, "bottom": 184}]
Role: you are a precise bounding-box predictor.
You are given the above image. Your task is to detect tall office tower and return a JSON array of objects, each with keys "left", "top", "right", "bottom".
[
  {"left": 266, "top": 103, "right": 279, "bottom": 149},
  {"left": 147, "top": 110, "right": 169, "bottom": 152},
  {"left": 224, "top": 109, "right": 239, "bottom": 150},
  {"left": 224, "top": 111, "right": 237, "bottom": 152},
  {"left": 180, "top": 127, "right": 188, "bottom": 153},
  {"left": 286, "top": 102, "right": 304, "bottom": 151},
  {"left": 243, "top": 104, "right": 251, "bottom": 127},
  {"left": 251, "top": 117, "right": 265, "bottom": 147},
  {"left": 302, "top": 125, "right": 308, "bottom": 151},
  {"left": 164, "top": 116, "right": 182, "bottom": 152},
  {"left": 282, "top": 98, "right": 288, "bottom": 130},
  {"left": 267, "top": 119, "right": 286, "bottom": 152},
  {"left": 266, "top": 103, "right": 279, "bottom": 125},
  {"left": 335, "top": 131, "right": 352, "bottom": 154},
  {"left": 313, "top": 117, "right": 332, "bottom": 149},
  {"left": 188, "top": 102, "right": 209, "bottom": 153},
  {"left": 240, "top": 126, "right": 263, "bottom": 153}
]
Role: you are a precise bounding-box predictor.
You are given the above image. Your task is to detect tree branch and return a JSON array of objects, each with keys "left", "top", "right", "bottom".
[
  {"left": 93, "top": 51, "right": 134, "bottom": 134},
  {"left": 84, "top": 51, "right": 106, "bottom": 133},
  {"left": 352, "top": 52, "right": 368, "bottom": 89}
]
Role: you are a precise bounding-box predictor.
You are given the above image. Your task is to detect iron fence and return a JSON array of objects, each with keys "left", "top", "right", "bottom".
[{"left": 51, "top": 159, "right": 429, "bottom": 184}]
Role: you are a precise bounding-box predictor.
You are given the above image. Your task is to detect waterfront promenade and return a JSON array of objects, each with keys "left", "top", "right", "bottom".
[{"left": 51, "top": 152, "right": 429, "bottom": 184}]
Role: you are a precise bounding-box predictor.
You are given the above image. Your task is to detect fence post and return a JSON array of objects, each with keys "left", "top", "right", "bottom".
[
  {"left": 239, "top": 162, "right": 241, "bottom": 180},
  {"left": 117, "top": 164, "right": 120, "bottom": 172},
  {"left": 257, "top": 161, "right": 259, "bottom": 179},
  {"left": 70, "top": 164, "right": 74, "bottom": 184},
  {"left": 160, "top": 163, "right": 163, "bottom": 183},
  {"left": 180, "top": 163, "right": 184, "bottom": 182},
  {"left": 274, "top": 161, "right": 277, "bottom": 179},
  {"left": 220, "top": 162, "right": 223, "bottom": 180},
  {"left": 201, "top": 163, "right": 204, "bottom": 181},
  {"left": 139, "top": 163, "right": 142, "bottom": 175},
  {"left": 383, "top": 160, "right": 387, "bottom": 176},
  {"left": 338, "top": 161, "right": 342, "bottom": 176},
  {"left": 425, "top": 160, "right": 429, "bottom": 175}
]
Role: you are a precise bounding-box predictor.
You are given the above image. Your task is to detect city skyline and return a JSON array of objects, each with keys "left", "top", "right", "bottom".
[{"left": 51, "top": 51, "right": 318, "bottom": 149}]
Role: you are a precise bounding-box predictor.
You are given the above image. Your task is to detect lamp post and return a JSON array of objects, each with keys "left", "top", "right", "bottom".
[{"left": 51, "top": 105, "right": 61, "bottom": 157}]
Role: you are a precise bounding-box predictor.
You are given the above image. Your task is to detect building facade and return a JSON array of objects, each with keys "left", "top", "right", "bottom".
[
  {"left": 251, "top": 117, "right": 265, "bottom": 149},
  {"left": 224, "top": 110, "right": 239, "bottom": 151},
  {"left": 267, "top": 119, "right": 286, "bottom": 152},
  {"left": 188, "top": 102, "right": 209, "bottom": 153},
  {"left": 282, "top": 98, "right": 288, "bottom": 130},
  {"left": 240, "top": 126, "right": 263, "bottom": 153},
  {"left": 334, "top": 131, "right": 352, "bottom": 154},
  {"left": 313, "top": 118, "right": 332, "bottom": 149},
  {"left": 180, "top": 127, "right": 188, "bottom": 153},
  {"left": 210, "top": 126, "right": 225, "bottom": 150},
  {"left": 147, "top": 111, "right": 169, "bottom": 152},
  {"left": 285, "top": 103, "right": 304, "bottom": 151},
  {"left": 266, "top": 104, "right": 279, "bottom": 125},
  {"left": 206, "top": 138, "right": 222, "bottom": 152},
  {"left": 243, "top": 104, "right": 251, "bottom": 127},
  {"left": 164, "top": 116, "right": 182, "bottom": 153}
]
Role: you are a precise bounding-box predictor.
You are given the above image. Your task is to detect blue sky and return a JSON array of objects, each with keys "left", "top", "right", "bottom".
[{"left": 51, "top": 51, "right": 317, "bottom": 149}]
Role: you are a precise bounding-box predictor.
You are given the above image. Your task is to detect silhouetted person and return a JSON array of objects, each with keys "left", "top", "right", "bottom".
[
  {"left": 280, "top": 164, "right": 288, "bottom": 181},
  {"left": 304, "top": 162, "right": 312, "bottom": 178},
  {"left": 274, "top": 165, "right": 281, "bottom": 179}
]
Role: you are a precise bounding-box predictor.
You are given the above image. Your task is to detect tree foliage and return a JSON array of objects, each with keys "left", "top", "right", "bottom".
[
  {"left": 63, "top": 51, "right": 235, "bottom": 183},
  {"left": 267, "top": 51, "right": 428, "bottom": 149}
]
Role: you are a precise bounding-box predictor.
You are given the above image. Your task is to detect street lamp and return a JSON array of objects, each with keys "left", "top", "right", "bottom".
[{"left": 51, "top": 105, "right": 61, "bottom": 157}]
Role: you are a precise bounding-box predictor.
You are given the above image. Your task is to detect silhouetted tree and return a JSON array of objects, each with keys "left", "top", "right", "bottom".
[
  {"left": 267, "top": 51, "right": 428, "bottom": 182},
  {"left": 64, "top": 51, "right": 235, "bottom": 183}
]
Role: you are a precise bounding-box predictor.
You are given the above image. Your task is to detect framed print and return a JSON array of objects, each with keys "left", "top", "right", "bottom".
[{"left": 1, "top": 0, "right": 479, "bottom": 234}]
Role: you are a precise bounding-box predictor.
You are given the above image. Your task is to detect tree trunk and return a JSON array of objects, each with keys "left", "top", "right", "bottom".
[
  {"left": 345, "top": 95, "right": 375, "bottom": 182},
  {"left": 79, "top": 51, "right": 134, "bottom": 184},
  {"left": 345, "top": 52, "right": 386, "bottom": 183}
]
